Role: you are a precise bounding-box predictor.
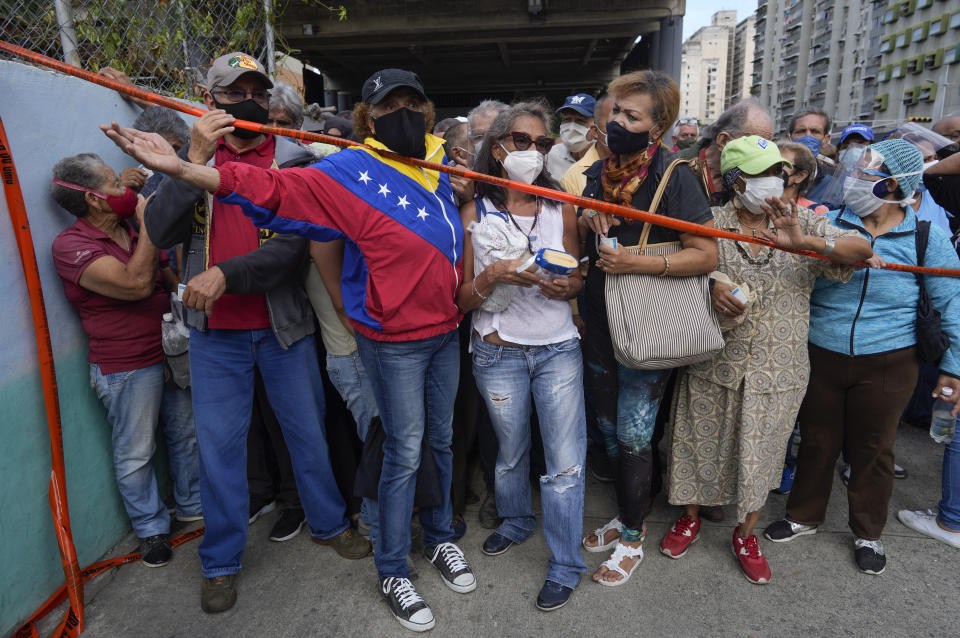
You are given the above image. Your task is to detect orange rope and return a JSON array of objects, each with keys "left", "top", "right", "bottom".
[{"left": 3, "top": 39, "right": 959, "bottom": 276}]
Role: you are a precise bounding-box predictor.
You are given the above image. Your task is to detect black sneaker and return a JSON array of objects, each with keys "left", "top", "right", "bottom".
[
  {"left": 380, "top": 577, "right": 434, "bottom": 632},
  {"left": 201, "top": 574, "right": 238, "bottom": 613},
  {"left": 249, "top": 497, "right": 276, "bottom": 525},
  {"left": 894, "top": 463, "right": 908, "bottom": 480},
  {"left": 424, "top": 542, "right": 476, "bottom": 593},
  {"left": 269, "top": 509, "right": 306, "bottom": 542},
  {"left": 854, "top": 538, "right": 886, "bottom": 575},
  {"left": 139, "top": 534, "right": 172, "bottom": 567},
  {"left": 763, "top": 519, "right": 818, "bottom": 543},
  {"left": 536, "top": 580, "right": 574, "bottom": 612}
]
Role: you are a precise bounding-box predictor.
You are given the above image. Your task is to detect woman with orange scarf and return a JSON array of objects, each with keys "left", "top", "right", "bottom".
[{"left": 577, "top": 70, "right": 718, "bottom": 586}]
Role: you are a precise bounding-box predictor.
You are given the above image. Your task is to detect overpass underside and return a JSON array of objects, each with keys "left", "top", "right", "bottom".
[{"left": 281, "top": 0, "right": 685, "bottom": 113}]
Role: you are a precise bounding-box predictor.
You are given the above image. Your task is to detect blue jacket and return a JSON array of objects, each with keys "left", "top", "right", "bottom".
[{"left": 809, "top": 207, "right": 960, "bottom": 376}]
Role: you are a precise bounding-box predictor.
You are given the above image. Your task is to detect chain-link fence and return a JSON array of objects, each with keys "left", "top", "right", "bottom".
[{"left": 1, "top": 0, "right": 301, "bottom": 98}]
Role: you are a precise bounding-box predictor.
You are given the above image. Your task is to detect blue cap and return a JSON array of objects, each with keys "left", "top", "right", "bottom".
[
  {"left": 556, "top": 94, "right": 596, "bottom": 117},
  {"left": 840, "top": 124, "right": 875, "bottom": 144}
]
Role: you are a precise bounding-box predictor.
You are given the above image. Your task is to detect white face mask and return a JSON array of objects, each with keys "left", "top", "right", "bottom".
[
  {"left": 559, "top": 122, "right": 592, "bottom": 153},
  {"left": 737, "top": 176, "right": 784, "bottom": 214},
  {"left": 843, "top": 176, "right": 886, "bottom": 218},
  {"left": 499, "top": 144, "right": 544, "bottom": 184}
]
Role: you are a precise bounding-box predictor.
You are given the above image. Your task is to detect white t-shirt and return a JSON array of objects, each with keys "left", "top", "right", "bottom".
[{"left": 471, "top": 197, "right": 579, "bottom": 346}]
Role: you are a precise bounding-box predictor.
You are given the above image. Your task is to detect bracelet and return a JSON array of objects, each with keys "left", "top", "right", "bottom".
[
  {"left": 472, "top": 275, "right": 487, "bottom": 301},
  {"left": 657, "top": 255, "right": 670, "bottom": 277},
  {"left": 822, "top": 236, "right": 835, "bottom": 256}
]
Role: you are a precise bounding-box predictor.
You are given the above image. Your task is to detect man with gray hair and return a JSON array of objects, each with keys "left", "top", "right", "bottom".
[
  {"left": 467, "top": 99, "right": 508, "bottom": 151},
  {"left": 679, "top": 98, "right": 774, "bottom": 204},
  {"left": 671, "top": 117, "right": 699, "bottom": 152}
]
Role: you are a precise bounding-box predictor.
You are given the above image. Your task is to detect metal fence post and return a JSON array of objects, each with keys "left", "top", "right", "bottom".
[
  {"left": 263, "top": 0, "right": 275, "bottom": 76},
  {"left": 53, "top": 0, "right": 81, "bottom": 67}
]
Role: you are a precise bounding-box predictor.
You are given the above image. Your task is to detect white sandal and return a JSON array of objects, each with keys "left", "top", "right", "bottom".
[
  {"left": 596, "top": 541, "right": 644, "bottom": 587},
  {"left": 583, "top": 517, "right": 622, "bottom": 553}
]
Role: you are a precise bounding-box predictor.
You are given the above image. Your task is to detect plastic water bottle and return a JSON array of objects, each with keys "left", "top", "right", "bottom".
[{"left": 930, "top": 387, "right": 956, "bottom": 444}]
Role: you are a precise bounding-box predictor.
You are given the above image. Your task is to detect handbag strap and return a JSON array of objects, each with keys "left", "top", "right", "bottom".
[
  {"left": 637, "top": 158, "right": 692, "bottom": 253},
  {"left": 915, "top": 219, "right": 931, "bottom": 295}
]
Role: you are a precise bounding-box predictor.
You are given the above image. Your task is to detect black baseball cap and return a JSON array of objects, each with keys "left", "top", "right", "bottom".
[{"left": 361, "top": 69, "right": 427, "bottom": 105}]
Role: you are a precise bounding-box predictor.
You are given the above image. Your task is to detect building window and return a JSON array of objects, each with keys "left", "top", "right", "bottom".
[
  {"left": 919, "top": 83, "right": 938, "bottom": 102},
  {"left": 903, "top": 87, "right": 918, "bottom": 105},
  {"left": 880, "top": 35, "right": 894, "bottom": 52},
  {"left": 930, "top": 15, "right": 948, "bottom": 35},
  {"left": 883, "top": 6, "right": 898, "bottom": 23},
  {"left": 917, "top": 0, "right": 933, "bottom": 8},
  {"left": 951, "top": 11, "right": 960, "bottom": 30},
  {"left": 925, "top": 48, "right": 944, "bottom": 69},
  {"left": 873, "top": 94, "right": 889, "bottom": 111},
  {"left": 878, "top": 65, "right": 891, "bottom": 82},
  {"left": 913, "top": 22, "right": 929, "bottom": 42},
  {"left": 946, "top": 43, "right": 960, "bottom": 64},
  {"left": 899, "top": 0, "right": 916, "bottom": 17},
  {"left": 896, "top": 30, "right": 910, "bottom": 47},
  {"left": 892, "top": 62, "right": 906, "bottom": 78}
]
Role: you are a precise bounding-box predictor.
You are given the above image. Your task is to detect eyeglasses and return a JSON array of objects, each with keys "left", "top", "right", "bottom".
[
  {"left": 502, "top": 131, "right": 554, "bottom": 154},
  {"left": 677, "top": 118, "right": 698, "bottom": 126},
  {"left": 213, "top": 88, "right": 270, "bottom": 106}
]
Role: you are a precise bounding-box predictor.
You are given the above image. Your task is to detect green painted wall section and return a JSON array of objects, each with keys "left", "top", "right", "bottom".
[{"left": 0, "top": 348, "right": 128, "bottom": 633}]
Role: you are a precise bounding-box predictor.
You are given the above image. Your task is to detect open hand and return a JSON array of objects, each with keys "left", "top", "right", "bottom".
[
  {"left": 101, "top": 122, "right": 182, "bottom": 175},
  {"left": 758, "top": 197, "right": 806, "bottom": 249}
]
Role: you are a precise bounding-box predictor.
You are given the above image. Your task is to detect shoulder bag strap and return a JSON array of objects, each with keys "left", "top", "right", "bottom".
[
  {"left": 916, "top": 219, "right": 931, "bottom": 292},
  {"left": 637, "top": 158, "right": 691, "bottom": 252}
]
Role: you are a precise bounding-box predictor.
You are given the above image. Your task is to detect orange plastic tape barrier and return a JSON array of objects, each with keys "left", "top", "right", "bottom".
[
  {"left": 12, "top": 529, "right": 205, "bottom": 638},
  {"left": 3, "top": 39, "right": 960, "bottom": 277},
  {"left": 1, "top": 115, "right": 85, "bottom": 637}
]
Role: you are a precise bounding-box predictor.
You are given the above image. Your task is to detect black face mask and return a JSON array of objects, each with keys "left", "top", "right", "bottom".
[
  {"left": 213, "top": 98, "right": 269, "bottom": 139},
  {"left": 373, "top": 107, "right": 427, "bottom": 158},
  {"left": 676, "top": 137, "right": 697, "bottom": 151},
  {"left": 607, "top": 121, "right": 650, "bottom": 155}
]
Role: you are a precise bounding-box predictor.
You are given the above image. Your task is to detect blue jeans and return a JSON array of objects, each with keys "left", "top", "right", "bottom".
[
  {"left": 355, "top": 330, "right": 459, "bottom": 580},
  {"left": 190, "top": 328, "right": 348, "bottom": 577},
  {"left": 91, "top": 362, "right": 200, "bottom": 537},
  {"left": 471, "top": 335, "right": 587, "bottom": 589},
  {"left": 940, "top": 419, "right": 960, "bottom": 530},
  {"left": 327, "top": 349, "right": 381, "bottom": 542},
  {"left": 161, "top": 384, "right": 202, "bottom": 517}
]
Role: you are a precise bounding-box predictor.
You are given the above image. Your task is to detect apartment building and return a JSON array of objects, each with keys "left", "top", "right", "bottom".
[
  {"left": 727, "top": 14, "right": 758, "bottom": 110},
  {"left": 679, "top": 10, "right": 738, "bottom": 122}
]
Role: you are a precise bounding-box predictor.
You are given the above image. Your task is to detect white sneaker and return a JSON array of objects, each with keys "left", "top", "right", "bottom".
[{"left": 897, "top": 509, "right": 960, "bottom": 549}]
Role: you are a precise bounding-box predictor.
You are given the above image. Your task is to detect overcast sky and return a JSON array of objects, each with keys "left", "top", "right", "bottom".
[{"left": 682, "top": 0, "right": 760, "bottom": 40}]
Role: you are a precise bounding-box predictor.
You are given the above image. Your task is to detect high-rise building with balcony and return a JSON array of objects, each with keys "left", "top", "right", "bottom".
[
  {"left": 679, "top": 10, "right": 738, "bottom": 123},
  {"left": 752, "top": 0, "right": 960, "bottom": 135},
  {"left": 727, "top": 15, "right": 757, "bottom": 109}
]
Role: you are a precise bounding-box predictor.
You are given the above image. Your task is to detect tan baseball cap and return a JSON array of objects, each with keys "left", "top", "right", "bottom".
[{"left": 206, "top": 52, "right": 273, "bottom": 90}]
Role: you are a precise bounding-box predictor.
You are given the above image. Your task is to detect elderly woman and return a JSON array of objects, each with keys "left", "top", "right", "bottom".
[
  {"left": 660, "top": 137, "right": 872, "bottom": 584},
  {"left": 778, "top": 140, "right": 828, "bottom": 214},
  {"left": 765, "top": 139, "right": 960, "bottom": 576},
  {"left": 267, "top": 81, "right": 304, "bottom": 129},
  {"left": 49, "top": 153, "right": 201, "bottom": 568},
  {"left": 577, "top": 70, "right": 718, "bottom": 587},
  {"left": 104, "top": 68, "right": 474, "bottom": 633},
  {"left": 456, "top": 100, "right": 585, "bottom": 611}
]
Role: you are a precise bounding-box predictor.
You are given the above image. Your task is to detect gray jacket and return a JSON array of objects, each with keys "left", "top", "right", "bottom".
[{"left": 144, "top": 136, "right": 317, "bottom": 348}]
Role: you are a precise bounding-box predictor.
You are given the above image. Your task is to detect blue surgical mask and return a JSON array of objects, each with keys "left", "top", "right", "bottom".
[{"left": 793, "top": 135, "right": 823, "bottom": 156}]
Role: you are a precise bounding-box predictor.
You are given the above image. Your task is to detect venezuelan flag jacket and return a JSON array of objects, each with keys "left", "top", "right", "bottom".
[{"left": 215, "top": 134, "right": 464, "bottom": 342}]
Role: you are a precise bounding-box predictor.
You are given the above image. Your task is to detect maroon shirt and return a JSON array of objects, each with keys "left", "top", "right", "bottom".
[
  {"left": 207, "top": 135, "right": 275, "bottom": 330},
  {"left": 52, "top": 217, "right": 170, "bottom": 374}
]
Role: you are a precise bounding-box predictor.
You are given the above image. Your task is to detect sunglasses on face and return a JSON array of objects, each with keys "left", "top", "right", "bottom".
[{"left": 503, "top": 131, "right": 554, "bottom": 154}]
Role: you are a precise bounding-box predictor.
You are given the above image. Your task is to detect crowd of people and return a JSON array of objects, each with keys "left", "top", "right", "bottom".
[{"left": 44, "top": 48, "right": 960, "bottom": 632}]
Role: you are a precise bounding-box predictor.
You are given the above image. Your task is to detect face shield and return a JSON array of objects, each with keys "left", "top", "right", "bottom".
[{"left": 886, "top": 122, "right": 958, "bottom": 161}]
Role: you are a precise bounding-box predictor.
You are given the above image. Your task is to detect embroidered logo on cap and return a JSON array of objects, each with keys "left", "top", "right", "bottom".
[
  {"left": 757, "top": 138, "right": 768, "bottom": 149},
  {"left": 228, "top": 54, "right": 259, "bottom": 70},
  {"left": 570, "top": 95, "right": 585, "bottom": 104},
  {"left": 373, "top": 76, "right": 383, "bottom": 91}
]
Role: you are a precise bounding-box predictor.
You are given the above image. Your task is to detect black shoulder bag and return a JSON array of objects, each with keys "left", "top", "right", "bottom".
[{"left": 915, "top": 220, "right": 951, "bottom": 364}]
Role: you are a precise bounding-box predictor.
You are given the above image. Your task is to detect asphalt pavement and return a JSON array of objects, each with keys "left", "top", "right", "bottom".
[{"left": 34, "top": 422, "right": 958, "bottom": 638}]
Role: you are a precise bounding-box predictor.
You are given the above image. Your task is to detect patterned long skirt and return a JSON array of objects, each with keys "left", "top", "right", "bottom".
[{"left": 667, "top": 373, "right": 805, "bottom": 523}]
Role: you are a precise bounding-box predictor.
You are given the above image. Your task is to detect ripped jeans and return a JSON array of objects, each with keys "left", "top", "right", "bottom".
[{"left": 472, "top": 334, "right": 587, "bottom": 589}]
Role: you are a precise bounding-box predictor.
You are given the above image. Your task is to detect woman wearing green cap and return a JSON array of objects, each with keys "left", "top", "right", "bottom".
[{"left": 661, "top": 136, "right": 871, "bottom": 584}]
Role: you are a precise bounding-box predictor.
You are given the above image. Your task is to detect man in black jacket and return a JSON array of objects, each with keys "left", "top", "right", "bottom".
[{"left": 142, "top": 52, "right": 369, "bottom": 614}]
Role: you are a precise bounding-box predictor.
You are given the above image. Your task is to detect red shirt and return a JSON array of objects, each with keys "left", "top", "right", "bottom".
[
  {"left": 208, "top": 135, "right": 276, "bottom": 329},
  {"left": 52, "top": 218, "right": 170, "bottom": 373}
]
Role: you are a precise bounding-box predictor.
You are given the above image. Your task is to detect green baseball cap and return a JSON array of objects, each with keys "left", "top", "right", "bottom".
[{"left": 720, "top": 135, "right": 792, "bottom": 177}]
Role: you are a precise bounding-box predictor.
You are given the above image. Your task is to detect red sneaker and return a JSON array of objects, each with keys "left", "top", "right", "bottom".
[
  {"left": 659, "top": 515, "right": 702, "bottom": 559},
  {"left": 732, "top": 530, "right": 771, "bottom": 584}
]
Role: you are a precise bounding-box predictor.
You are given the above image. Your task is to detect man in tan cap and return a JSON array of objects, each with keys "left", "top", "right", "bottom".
[{"left": 141, "top": 52, "right": 370, "bottom": 614}]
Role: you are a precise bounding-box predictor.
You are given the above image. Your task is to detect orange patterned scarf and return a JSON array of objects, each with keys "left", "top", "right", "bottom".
[{"left": 601, "top": 142, "right": 660, "bottom": 206}]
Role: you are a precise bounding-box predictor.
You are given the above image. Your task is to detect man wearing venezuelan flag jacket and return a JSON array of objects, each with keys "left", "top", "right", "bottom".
[{"left": 105, "top": 68, "right": 475, "bottom": 633}]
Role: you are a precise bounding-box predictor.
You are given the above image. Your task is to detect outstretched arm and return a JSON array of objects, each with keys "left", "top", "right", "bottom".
[{"left": 102, "top": 123, "right": 221, "bottom": 192}]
